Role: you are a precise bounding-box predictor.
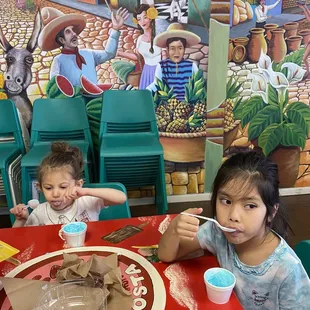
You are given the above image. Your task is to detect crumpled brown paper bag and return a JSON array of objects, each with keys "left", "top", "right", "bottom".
[{"left": 56, "top": 253, "right": 133, "bottom": 309}]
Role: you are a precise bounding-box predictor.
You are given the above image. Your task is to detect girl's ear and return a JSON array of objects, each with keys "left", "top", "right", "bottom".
[
  {"left": 268, "top": 204, "right": 279, "bottom": 223},
  {"left": 76, "top": 179, "right": 84, "bottom": 187}
]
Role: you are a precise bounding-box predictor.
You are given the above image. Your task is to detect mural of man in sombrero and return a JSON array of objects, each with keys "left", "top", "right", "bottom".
[
  {"left": 38, "top": 7, "right": 129, "bottom": 86},
  {"left": 147, "top": 23, "right": 201, "bottom": 101}
]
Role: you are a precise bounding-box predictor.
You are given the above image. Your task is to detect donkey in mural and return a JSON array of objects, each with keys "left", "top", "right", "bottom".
[{"left": 0, "top": 10, "right": 42, "bottom": 129}]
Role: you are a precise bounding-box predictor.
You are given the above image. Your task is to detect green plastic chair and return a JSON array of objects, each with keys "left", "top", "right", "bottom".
[
  {"left": 84, "top": 183, "right": 131, "bottom": 220},
  {"left": 295, "top": 240, "right": 310, "bottom": 277},
  {"left": 99, "top": 90, "right": 167, "bottom": 214},
  {"left": 21, "top": 98, "right": 95, "bottom": 203},
  {"left": 38, "top": 182, "right": 131, "bottom": 220},
  {"left": 0, "top": 99, "right": 25, "bottom": 224}
]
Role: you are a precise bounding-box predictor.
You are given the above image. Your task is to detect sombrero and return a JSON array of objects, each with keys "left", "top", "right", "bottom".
[
  {"left": 38, "top": 7, "right": 87, "bottom": 51},
  {"left": 154, "top": 23, "right": 201, "bottom": 48}
]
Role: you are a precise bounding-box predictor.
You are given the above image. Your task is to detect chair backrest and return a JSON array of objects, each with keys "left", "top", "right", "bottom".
[
  {"left": 0, "top": 99, "right": 25, "bottom": 153},
  {"left": 84, "top": 182, "right": 131, "bottom": 220},
  {"left": 30, "top": 98, "right": 93, "bottom": 147},
  {"left": 295, "top": 240, "right": 310, "bottom": 277},
  {"left": 100, "top": 90, "right": 158, "bottom": 136}
]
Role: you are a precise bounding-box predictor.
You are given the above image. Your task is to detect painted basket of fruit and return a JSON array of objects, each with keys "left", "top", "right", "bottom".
[
  {"left": 154, "top": 70, "right": 207, "bottom": 163},
  {"left": 112, "top": 54, "right": 144, "bottom": 88}
]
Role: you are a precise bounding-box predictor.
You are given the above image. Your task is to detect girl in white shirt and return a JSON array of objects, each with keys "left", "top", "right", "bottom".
[{"left": 11, "top": 142, "right": 126, "bottom": 226}]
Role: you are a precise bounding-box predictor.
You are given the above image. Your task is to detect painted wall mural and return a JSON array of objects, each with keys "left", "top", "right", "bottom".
[
  {"left": 3, "top": 0, "right": 309, "bottom": 199},
  {"left": 0, "top": 0, "right": 211, "bottom": 198},
  {"left": 227, "top": 0, "right": 310, "bottom": 188}
]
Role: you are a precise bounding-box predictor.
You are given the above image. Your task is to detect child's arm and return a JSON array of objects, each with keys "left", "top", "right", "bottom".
[
  {"left": 10, "top": 204, "right": 29, "bottom": 227},
  {"left": 65, "top": 187, "right": 127, "bottom": 206},
  {"left": 158, "top": 208, "right": 203, "bottom": 262}
]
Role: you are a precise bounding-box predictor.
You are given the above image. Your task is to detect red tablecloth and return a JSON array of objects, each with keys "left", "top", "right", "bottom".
[{"left": 0, "top": 215, "right": 243, "bottom": 309}]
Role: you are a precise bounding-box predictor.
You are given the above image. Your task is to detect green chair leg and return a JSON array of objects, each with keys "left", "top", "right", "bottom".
[{"left": 2, "top": 170, "right": 15, "bottom": 225}]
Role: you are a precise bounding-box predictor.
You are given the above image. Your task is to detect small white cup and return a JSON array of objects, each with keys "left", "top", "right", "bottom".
[
  {"left": 204, "top": 267, "right": 236, "bottom": 304},
  {"left": 58, "top": 222, "right": 87, "bottom": 248}
]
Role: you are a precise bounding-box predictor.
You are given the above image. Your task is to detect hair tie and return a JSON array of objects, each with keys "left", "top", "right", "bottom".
[{"left": 132, "top": 17, "right": 138, "bottom": 25}]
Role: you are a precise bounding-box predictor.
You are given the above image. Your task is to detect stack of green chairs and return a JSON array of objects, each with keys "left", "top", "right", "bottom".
[
  {"left": 0, "top": 100, "right": 25, "bottom": 224},
  {"left": 84, "top": 183, "right": 131, "bottom": 220},
  {"left": 21, "top": 98, "right": 95, "bottom": 203},
  {"left": 99, "top": 90, "right": 167, "bottom": 214},
  {"left": 295, "top": 240, "right": 310, "bottom": 277}
]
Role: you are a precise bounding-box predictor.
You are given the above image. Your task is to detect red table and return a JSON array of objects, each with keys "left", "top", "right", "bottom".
[{"left": 0, "top": 215, "right": 243, "bottom": 309}]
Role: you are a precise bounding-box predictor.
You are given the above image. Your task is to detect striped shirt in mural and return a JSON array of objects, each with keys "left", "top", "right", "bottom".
[{"left": 147, "top": 59, "right": 198, "bottom": 101}]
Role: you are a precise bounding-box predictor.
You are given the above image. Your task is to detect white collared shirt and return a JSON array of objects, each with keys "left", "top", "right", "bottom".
[
  {"left": 255, "top": 0, "right": 280, "bottom": 23},
  {"left": 25, "top": 196, "right": 104, "bottom": 226}
]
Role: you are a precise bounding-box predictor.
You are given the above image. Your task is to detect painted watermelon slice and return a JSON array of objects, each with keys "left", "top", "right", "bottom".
[
  {"left": 80, "top": 75, "right": 104, "bottom": 96},
  {"left": 55, "top": 75, "right": 74, "bottom": 97}
]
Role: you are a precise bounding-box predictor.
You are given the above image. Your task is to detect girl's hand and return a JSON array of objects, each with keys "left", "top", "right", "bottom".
[
  {"left": 172, "top": 208, "right": 203, "bottom": 240},
  {"left": 10, "top": 204, "right": 29, "bottom": 221},
  {"left": 64, "top": 186, "right": 88, "bottom": 202}
]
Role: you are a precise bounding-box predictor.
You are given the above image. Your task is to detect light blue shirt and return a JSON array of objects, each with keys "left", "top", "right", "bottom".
[
  {"left": 50, "top": 29, "right": 120, "bottom": 86},
  {"left": 197, "top": 221, "right": 310, "bottom": 309}
]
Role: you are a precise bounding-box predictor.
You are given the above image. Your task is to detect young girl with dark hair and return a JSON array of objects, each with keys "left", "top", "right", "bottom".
[
  {"left": 11, "top": 142, "right": 126, "bottom": 226},
  {"left": 159, "top": 151, "right": 310, "bottom": 309}
]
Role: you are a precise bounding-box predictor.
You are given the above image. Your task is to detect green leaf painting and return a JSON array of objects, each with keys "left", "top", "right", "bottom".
[
  {"left": 268, "top": 84, "right": 278, "bottom": 106},
  {"left": 281, "top": 123, "right": 307, "bottom": 149},
  {"left": 241, "top": 96, "right": 266, "bottom": 128},
  {"left": 248, "top": 105, "right": 281, "bottom": 141},
  {"left": 258, "top": 123, "right": 283, "bottom": 156}
]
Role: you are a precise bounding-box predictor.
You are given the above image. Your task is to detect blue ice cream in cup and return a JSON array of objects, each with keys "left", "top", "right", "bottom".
[
  {"left": 204, "top": 268, "right": 236, "bottom": 304},
  {"left": 59, "top": 222, "right": 87, "bottom": 248},
  {"left": 63, "top": 222, "right": 87, "bottom": 234}
]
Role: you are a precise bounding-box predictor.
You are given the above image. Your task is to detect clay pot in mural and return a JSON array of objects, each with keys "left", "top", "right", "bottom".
[
  {"left": 228, "top": 39, "right": 234, "bottom": 62},
  {"left": 298, "top": 29, "right": 310, "bottom": 44},
  {"left": 264, "top": 23, "right": 279, "bottom": 41},
  {"left": 233, "top": 37, "right": 249, "bottom": 47},
  {"left": 283, "top": 22, "right": 299, "bottom": 38},
  {"left": 268, "top": 28, "right": 287, "bottom": 63},
  {"left": 286, "top": 35, "right": 303, "bottom": 52},
  {"left": 247, "top": 28, "right": 267, "bottom": 63},
  {"left": 252, "top": 140, "right": 300, "bottom": 188},
  {"left": 232, "top": 45, "right": 247, "bottom": 64}
]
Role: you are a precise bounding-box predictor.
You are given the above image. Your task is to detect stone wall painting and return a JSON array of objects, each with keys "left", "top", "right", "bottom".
[
  {"left": 226, "top": 0, "right": 310, "bottom": 188},
  {"left": 0, "top": 0, "right": 210, "bottom": 198}
]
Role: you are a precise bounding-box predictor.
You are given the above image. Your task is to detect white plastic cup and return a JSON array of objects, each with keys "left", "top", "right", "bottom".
[
  {"left": 58, "top": 222, "right": 87, "bottom": 248},
  {"left": 204, "top": 267, "right": 236, "bottom": 304}
]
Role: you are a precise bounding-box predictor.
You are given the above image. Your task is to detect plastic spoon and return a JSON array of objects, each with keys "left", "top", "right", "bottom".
[
  {"left": 180, "top": 212, "right": 236, "bottom": 232},
  {"left": 23, "top": 199, "right": 40, "bottom": 210}
]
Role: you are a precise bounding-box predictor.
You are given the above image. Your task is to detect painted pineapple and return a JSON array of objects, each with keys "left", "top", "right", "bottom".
[
  {"left": 224, "top": 76, "right": 242, "bottom": 132},
  {"left": 167, "top": 97, "right": 180, "bottom": 114},
  {"left": 167, "top": 114, "right": 204, "bottom": 133},
  {"left": 153, "top": 78, "right": 175, "bottom": 125},
  {"left": 174, "top": 69, "right": 206, "bottom": 120},
  {"left": 156, "top": 104, "right": 171, "bottom": 123},
  {"left": 156, "top": 115, "right": 168, "bottom": 132}
]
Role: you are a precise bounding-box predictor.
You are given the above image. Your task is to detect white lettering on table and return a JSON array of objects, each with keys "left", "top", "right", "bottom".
[{"left": 125, "top": 264, "right": 148, "bottom": 310}]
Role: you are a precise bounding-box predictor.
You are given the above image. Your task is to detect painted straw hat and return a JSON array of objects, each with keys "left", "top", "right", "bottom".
[
  {"left": 38, "top": 7, "right": 87, "bottom": 51},
  {"left": 154, "top": 23, "right": 201, "bottom": 48}
]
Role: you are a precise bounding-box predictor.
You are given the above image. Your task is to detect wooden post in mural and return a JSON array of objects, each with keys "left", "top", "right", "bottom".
[{"left": 204, "top": 19, "right": 229, "bottom": 192}]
